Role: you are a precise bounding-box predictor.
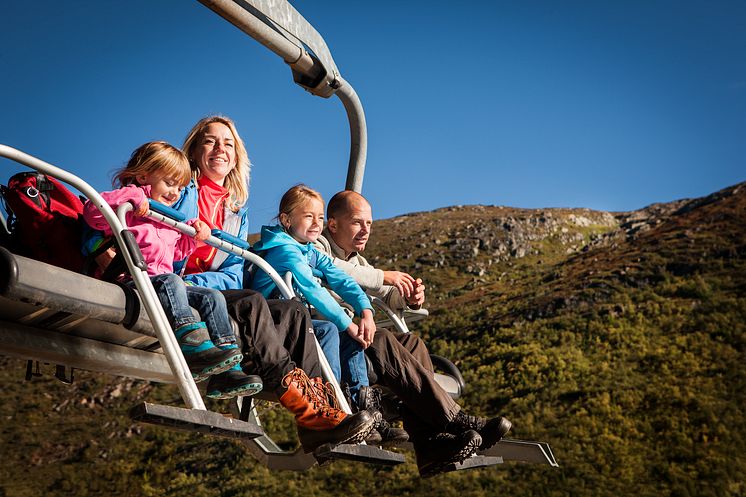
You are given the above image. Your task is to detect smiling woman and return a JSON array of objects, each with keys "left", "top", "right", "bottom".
[{"left": 175, "top": 116, "right": 251, "bottom": 282}]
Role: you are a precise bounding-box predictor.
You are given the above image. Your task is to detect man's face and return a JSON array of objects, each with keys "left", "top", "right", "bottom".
[{"left": 328, "top": 198, "right": 373, "bottom": 256}]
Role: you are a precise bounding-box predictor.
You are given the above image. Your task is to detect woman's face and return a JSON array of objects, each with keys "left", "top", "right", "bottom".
[
  {"left": 192, "top": 122, "right": 236, "bottom": 186},
  {"left": 281, "top": 198, "right": 325, "bottom": 244}
]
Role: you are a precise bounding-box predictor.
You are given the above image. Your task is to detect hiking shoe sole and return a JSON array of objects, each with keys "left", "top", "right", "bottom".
[
  {"left": 418, "top": 430, "right": 482, "bottom": 478},
  {"left": 190, "top": 350, "right": 242, "bottom": 383}
]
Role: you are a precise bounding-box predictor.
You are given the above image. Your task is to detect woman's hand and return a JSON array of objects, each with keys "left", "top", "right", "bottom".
[
  {"left": 192, "top": 220, "right": 210, "bottom": 242},
  {"left": 95, "top": 247, "right": 117, "bottom": 272}
]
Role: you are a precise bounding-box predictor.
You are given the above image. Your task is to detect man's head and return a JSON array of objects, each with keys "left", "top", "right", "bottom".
[{"left": 326, "top": 190, "right": 373, "bottom": 256}]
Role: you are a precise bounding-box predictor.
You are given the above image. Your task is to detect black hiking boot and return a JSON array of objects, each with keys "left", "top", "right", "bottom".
[
  {"left": 415, "top": 430, "right": 482, "bottom": 478},
  {"left": 358, "top": 386, "right": 409, "bottom": 446},
  {"left": 445, "top": 411, "right": 512, "bottom": 450},
  {"left": 206, "top": 365, "right": 263, "bottom": 400}
]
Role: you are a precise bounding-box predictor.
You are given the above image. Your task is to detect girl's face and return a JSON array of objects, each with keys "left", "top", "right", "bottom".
[
  {"left": 192, "top": 122, "right": 236, "bottom": 186},
  {"left": 281, "top": 197, "right": 325, "bottom": 244},
  {"left": 138, "top": 172, "right": 183, "bottom": 206}
]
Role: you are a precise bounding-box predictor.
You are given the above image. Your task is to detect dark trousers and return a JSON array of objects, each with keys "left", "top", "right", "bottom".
[
  {"left": 365, "top": 328, "right": 460, "bottom": 437},
  {"left": 222, "top": 290, "right": 321, "bottom": 395}
]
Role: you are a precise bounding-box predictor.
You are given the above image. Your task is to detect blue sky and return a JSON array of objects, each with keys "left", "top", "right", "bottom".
[{"left": 1, "top": 1, "right": 744, "bottom": 231}]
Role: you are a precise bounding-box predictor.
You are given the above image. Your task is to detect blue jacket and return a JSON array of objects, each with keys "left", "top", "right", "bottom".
[
  {"left": 251, "top": 225, "right": 372, "bottom": 330},
  {"left": 171, "top": 180, "right": 250, "bottom": 291}
]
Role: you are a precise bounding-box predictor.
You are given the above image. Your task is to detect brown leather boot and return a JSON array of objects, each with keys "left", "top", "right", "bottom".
[{"left": 279, "top": 368, "right": 375, "bottom": 453}]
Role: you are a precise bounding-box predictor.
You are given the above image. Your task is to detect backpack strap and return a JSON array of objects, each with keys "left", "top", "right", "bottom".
[{"left": 33, "top": 173, "right": 54, "bottom": 210}]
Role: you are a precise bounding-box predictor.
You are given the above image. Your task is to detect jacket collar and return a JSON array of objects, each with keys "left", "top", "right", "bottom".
[{"left": 321, "top": 227, "right": 357, "bottom": 261}]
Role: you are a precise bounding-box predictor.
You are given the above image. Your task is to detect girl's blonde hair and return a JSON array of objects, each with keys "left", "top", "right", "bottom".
[
  {"left": 278, "top": 184, "right": 324, "bottom": 226},
  {"left": 114, "top": 141, "right": 191, "bottom": 188},
  {"left": 182, "top": 115, "right": 250, "bottom": 212}
]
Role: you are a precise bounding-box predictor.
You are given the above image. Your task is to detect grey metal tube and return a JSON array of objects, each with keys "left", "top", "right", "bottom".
[
  {"left": 116, "top": 204, "right": 207, "bottom": 410},
  {"left": 145, "top": 211, "right": 294, "bottom": 299},
  {"left": 336, "top": 77, "right": 368, "bottom": 193},
  {"left": 197, "top": 0, "right": 321, "bottom": 80},
  {"left": 149, "top": 212, "right": 353, "bottom": 414}
]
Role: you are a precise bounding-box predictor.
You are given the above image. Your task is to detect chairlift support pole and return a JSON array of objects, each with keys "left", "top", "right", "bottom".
[{"left": 196, "top": 0, "right": 367, "bottom": 192}]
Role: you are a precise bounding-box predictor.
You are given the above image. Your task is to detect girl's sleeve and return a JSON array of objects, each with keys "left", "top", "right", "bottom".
[
  {"left": 316, "top": 250, "right": 373, "bottom": 317},
  {"left": 265, "top": 246, "right": 353, "bottom": 331},
  {"left": 83, "top": 185, "right": 145, "bottom": 234}
]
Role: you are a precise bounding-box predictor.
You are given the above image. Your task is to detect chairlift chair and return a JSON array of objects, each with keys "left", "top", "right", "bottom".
[{"left": 0, "top": 0, "right": 558, "bottom": 472}]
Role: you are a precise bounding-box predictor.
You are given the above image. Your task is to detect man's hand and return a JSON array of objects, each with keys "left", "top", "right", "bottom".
[
  {"left": 406, "top": 278, "right": 426, "bottom": 307},
  {"left": 357, "top": 309, "right": 376, "bottom": 348},
  {"left": 192, "top": 220, "right": 210, "bottom": 241},
  {"left": 383, "top": 270, "right": 416, "bottom": 298}
]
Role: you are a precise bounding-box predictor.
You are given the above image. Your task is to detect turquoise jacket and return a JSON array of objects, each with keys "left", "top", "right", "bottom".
[
  {"left": 171, "top": 180, "right": 250, "bottom": 291},
  {"left": 251, "top": 225, "right": 372, "bottom": 330}
]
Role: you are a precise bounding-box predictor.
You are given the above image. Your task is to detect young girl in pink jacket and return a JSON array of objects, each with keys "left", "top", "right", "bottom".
[{"left": 83, "top": 141, "right": 261, "bottom": 399}]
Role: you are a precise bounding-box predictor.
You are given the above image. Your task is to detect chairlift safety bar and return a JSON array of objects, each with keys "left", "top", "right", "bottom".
[
  {"left": 144, "top": 203, "right": 354, "bottom": 415},
  {"left": 0, "top": 144, "right": 206, "bottom": 411}
]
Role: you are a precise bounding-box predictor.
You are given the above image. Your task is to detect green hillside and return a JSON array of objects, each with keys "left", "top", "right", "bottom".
[{"left": 1, "top": 183, "right": 744, "bottom": 496}]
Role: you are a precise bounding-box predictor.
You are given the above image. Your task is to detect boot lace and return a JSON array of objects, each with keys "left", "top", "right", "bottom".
[
  {"left": 452, "top": 411, "right": 486, "bottom": 432},
  {"left": 283, "top": 369, "right": 345, "bottom": 421}
]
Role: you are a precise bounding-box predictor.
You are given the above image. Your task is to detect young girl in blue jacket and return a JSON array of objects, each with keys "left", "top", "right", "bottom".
[{"left": 251, "top": 185, "right": 376, "bottom": 407}]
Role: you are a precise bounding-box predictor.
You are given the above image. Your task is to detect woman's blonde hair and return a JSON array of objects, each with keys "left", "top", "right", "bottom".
[
  {"left": 113, "top": 141, "right": 191, "bottom": 188},
  {"left": 278, "top": 184, "right": 324, "bottom": 227},
  {"left": 182, "top": 115, "right": 250, "bottom": 212}
]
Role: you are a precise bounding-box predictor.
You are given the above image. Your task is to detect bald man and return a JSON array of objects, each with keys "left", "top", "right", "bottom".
[{"left": 314, "top": 190, "right": 512, "bottom": 477}]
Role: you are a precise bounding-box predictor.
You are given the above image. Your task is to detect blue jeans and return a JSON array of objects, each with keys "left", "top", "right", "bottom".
[
  {"left": 149, "top": 273, "right": 236, "bottom": 346},
  {"left": 312, "top": 319, "right": 369, "bottom": 404}
]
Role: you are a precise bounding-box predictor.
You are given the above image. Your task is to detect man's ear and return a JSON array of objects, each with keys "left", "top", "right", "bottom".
[{"left": 327, "top": 217, "right": 337, "bottom": 234}]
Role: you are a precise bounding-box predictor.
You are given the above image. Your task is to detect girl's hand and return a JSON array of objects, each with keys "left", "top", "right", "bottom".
[
  {"left": 192, "top": 220, "right": 210, "bottom": 242},
  {"left": 357, "top": 309, "right": 376, "bottom": 348},
  {"left": 345, "top": 322, "right": 367, "bottom": 348},
  {"left": 135, "top": 199, "right": 149, "bottom": 217}
]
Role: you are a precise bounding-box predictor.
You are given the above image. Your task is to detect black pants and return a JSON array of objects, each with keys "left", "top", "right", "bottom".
[
  {"left": 365, "top": 328, "right": 460, "bottom": 438},
  {"left": 222, "top": 290, "right": 321, "bottom": 396}
]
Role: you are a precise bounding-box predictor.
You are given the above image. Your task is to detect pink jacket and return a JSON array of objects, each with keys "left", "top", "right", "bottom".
[{"left": 83, "top": 184, "right": 197, "bottom": 277}]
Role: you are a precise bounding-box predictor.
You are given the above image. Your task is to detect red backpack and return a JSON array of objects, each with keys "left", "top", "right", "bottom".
[{"left": 1, "top": 172, "right": 85, "bottom": 272}]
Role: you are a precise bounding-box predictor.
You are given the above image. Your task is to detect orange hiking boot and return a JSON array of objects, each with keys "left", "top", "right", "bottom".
[{"left": 279, "top": 368, "right": 374, "bottom": 453}]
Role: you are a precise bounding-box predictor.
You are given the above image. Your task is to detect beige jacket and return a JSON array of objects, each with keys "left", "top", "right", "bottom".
[{"left": 314, "top": 228, "right": 409, "bottom": 312}]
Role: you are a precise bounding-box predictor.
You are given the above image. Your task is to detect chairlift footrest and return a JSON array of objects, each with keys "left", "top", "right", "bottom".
[
  {"left": 478, "top": 438, "right": 559, "bottom": 466},
  {"left": 449, "top": 454, "right": 504, "bottom": 472},
  {"left": 130, "top": 402, "right": 263, "bottom": 440},
  {"left": 314, "top": 443, "right": 406, "bottom": 466}
]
